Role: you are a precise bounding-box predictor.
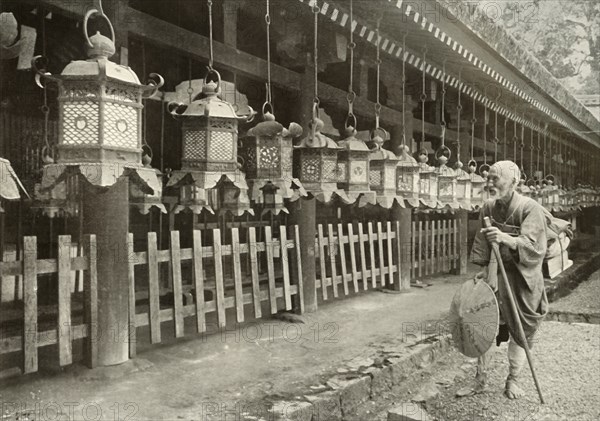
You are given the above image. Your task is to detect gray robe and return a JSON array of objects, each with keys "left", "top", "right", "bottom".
[{"left": 471, "top": 192, "right": 549, "bottom": 348}]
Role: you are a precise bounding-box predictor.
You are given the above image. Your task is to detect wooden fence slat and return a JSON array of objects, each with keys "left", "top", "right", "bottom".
[
  {"left": 367, "top": 222, "right": 377, "bottom": 288},
  {"left": 442, "top": 219, "right": 447, "bottom": 272},
  {"left": 418, "top": 221, "right": 422, "bottom": 278},
  {"left": 453, "top": 218, "right": 458, "bottom": 269},
  {"left": 231, "top": 228, "right": 245, "bottom": 322},
  {"left": 327, "top": 224, "right": 339, "bottom": 298},
  {"left": 170, "top": 231, "right": 185, "bottom": 338},
  {"left": 430, "top": 220, "right": 435, "bottom": 275},
  {"left": 213, "top": 229, "right": 227, "bottom": 326},
  {"left": 386, "top": 222, "right": 394, "bottom": 285},
  {"left": 147, "top": 232, "right": 161, "bottom": 344},
  {"left": 317, "top": 224, "right": 328, "bottom": 300},
  {"left": 279, "top": 226, "right": 292, "bottom": 310},
  {"left": 438, "top": 220, "right": 443, "bottom": 273},
  {"left": 248, "top": 228, "right": 262, "bottom": 318},
  {"left": 192, "top": 230, "right": 206, "bottom": 333},
  {"left": 293, "top": 225, "right": 304, "bottom": 314},
  {"left": 337, "top": 224, "right": 349, "bottom": 295},
  {"left": 57, "top": 235, "right": 72, "bottom": 366},
  {"left": 424, "top": 220, "right": 429, "bottom": 275},
  {"left": 358, "top": 223, "right": 368, "bottom": 291},
  {"left": 395, "top": 221, "right": 403, "bottom": 285},
  {"left": 23, "top": 236, "right": 38, "bottom": 374},
  {"left": 376, "top": 222, "right": 386, "bottom": 286},
  {"left": 347, "top": 224, "right": 359, "bottom": 293},
  {"left": 127, "top": 234, "right": 136, "bottom": 358},
  {"left": 410, "top": 220, "right": 415, "bottom": 280},
  {"left": 84, "top": 235, "right": 98, "bottom": 368},
  {"left": 264, "top": 226, "right": 278, "bottom": 314}
]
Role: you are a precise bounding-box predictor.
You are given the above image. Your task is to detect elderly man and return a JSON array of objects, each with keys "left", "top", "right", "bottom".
[{"left": 470, "top": 160, "right": 548, "bottom": 399}]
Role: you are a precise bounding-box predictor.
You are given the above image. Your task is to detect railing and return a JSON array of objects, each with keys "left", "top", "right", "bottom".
[
  {"left": 127, "top": 226, "right": 304, "bottom": 356},
  {"left": 411, "top": 216, "right": 460, "bottom": 279},
  {"left": 314, "top": 221, "right": 404, "bottom": 300},
  {"left": 0, "top": 235, "right": 97, "bottom": 377}
]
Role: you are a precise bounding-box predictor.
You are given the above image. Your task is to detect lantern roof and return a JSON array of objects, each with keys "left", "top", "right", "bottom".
[
  {"left": 396, "top": 145, "right": 419, "bottom": 167},
  {"left": 337, "top": 127, "right": 370, "bottom": 152},
  {"left": 247, "top": 119, "right": 284, "bottom": 138},
  {"left": 61, "top": 32, "right": 141, "bottom": 85},
  {"left": 296, "top": 118, "right": 339, "bottom": 149},
  {"left": 469, "top": 172, "right": 485, "bottom": 183},
  {"left": 436, "top": 164, "right": 456, "bottom": 176},
  {"left": 170, "top": 82, "right": 249, "bottom": 120}
]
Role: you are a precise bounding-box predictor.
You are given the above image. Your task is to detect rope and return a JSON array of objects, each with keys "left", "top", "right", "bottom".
[
  {"left": 188, "top": 58, "right": 194, "bottom": 104},
  {"left": 207, "top": 0, "right": 214, "bottom": 70}
]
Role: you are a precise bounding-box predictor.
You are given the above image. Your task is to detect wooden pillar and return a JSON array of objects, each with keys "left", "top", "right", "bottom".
[
  {"left": 455, "top": 209, "right": 469, "bottom": 275},
  {"left": 389, "top": 206, "right": 412, "bottom": 291},
  {"left": 82, "top": 177, "right": 130, "bottom": 366},
  {"left": 288, "top": 60, "right": 318, "bottom": 312},
  {"left": 102, "top": 0, "right": 129, "bottom": 66},
  {"left": 223, "top": 0, "right": 238, "bottom": 48}
]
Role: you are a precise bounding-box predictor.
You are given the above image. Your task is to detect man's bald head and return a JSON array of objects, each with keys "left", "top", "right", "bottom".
[{"left": 490, "top": 161, "right": 521, "bottom": 186}]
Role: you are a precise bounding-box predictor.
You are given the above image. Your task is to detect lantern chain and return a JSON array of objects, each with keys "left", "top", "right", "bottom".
[
  {"left": 401, "top": 33, "right": 408, "bottom": 148},
  {"left": 421, "top": 47, "right": 427, "bottom": 147},
  {"left": 375, "top": 17, "right": 382, "bottom": 129},
  {"left": 470, "top": 99, "right": 476, "bottom": 161},
  {"left": 265, "top": 0, "right": 273, "bottom": 111},
  {"left": 207, "top": 0, "right": 214, "bottom": 70},
  {"left": 440, "top": 60, "right": 447, "bottom": 148},
  {"left": 536, "top": 123, "right": 541, "bottom": 176},
  {"left": 40, "top": 8, "right": 51, "bottom": 160},
  {"left": 512, "top": 106, "right": 518, "bottom": 162},
  {"left": 520, "top": 114, "right": 526, "bottom": 178},
  {"left": 456, "top": 68, "right": 463, "bottom": 164},
  {"left": 346, "top": 0, "right": 356, "bottom": 129},
  {"left": 312, "top": 0, "right": 320, "bottom": 117},
  {"left": 493, "top": 91, "right": 500, "bottom": 163},
  {"left": 482, "top": 91, "right": 488, "bottom": 166},
  {"left": 187, "top": 58, "right": 194, "bottom": 104},
  {"left": 529, "top": 119, "right": 534, "bottom": 179},
  {"left": 503, "top": 114, "right": 507, "bottom": 160}
]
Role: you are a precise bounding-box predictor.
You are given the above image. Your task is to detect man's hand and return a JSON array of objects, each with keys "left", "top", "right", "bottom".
[
  {"left": 481, "top": 227, "right": 517, "bottom": 249},
  {"left": 474, "top": 267, "right": 488, "bottom": 284}
]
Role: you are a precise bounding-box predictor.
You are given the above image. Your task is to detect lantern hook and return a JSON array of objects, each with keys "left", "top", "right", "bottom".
[
  {"left": 204, "top": 67, "right": 222, "bottom": 92},
  {"left": 142, "top": 72, "right": 165, "bottom": 98},
  {"left": 83, "top": 8, "right": 115, "bottom": 49}
]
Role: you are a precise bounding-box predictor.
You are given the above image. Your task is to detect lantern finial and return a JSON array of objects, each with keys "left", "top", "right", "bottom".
[{"left": 86, "top": 31, "right": 115, "bottom": 59}]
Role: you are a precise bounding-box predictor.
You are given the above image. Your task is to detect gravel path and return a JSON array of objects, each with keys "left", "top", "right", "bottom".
[
  {"left": 352, "top": 270, "right": 600, "bottom": 421},
  {"left": 550, "top": 269, "right": 600, "bottom": 315}
]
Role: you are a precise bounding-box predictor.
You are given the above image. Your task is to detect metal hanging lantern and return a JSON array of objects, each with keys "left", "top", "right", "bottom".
[
  {"left": 435, "top": 145, "right": 458, "bottom": 209},
  {"left": 455, "top": 161, "right": 472, "bottom": 210},
  {"left": 369, "top": 129, "right": 399, "bottom": 209},
  {"left": 243, "top": 111, "right": 306, "bottom": 214},
  {"left": 396, "top": 145, "right": 420, "bottom": 208},
  {"left": 418, "top": 148, "right": 438, "bottom": 209},
  {"left": 294, "top": 116, "right": 348, "bottom": 203},
  {"left": 167, "top": 73, "right": 255, "bottom": 216},
  {"left": 32, "top": 7, "right": 165, "bottom": 217},
  {"left": 337, "top": 125, "right": 376, "bottom": 206},
  {"left": 468, "top": 159, "right": 485, "bottom": 210}
]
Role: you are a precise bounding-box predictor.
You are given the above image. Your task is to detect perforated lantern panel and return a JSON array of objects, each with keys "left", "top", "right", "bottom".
[
  {"left": 259, "top": 146, "right": 281, "bottom": 170},
  {"left": 370, "top": 169, "right": 382, "bottom": 187},
  {"left": 103, "top": 103, "right": 139, "bottom": 149},
  {"left": 337, "top": 162, "right": 347, "bottom": 182},
  {"left": 439, "top": 179, "right": 455, "bottom": 197},
  {"left": 208, "top": 131, "right": 235, "bottom": 161},
  {"left": 322, "top": 153, "right": 338, "bottom": 182},
  {"left": 184, "top": 130, "right": 207, "bottom": 160},
  {"left": 62, "top": 102, "right": 99, "bottom": 145},
  {"left": 299, "top": 150, "right": 321, "bottom": 183},
  {"left": 384, "top": 166, "right": 396, "bottom": 190}
]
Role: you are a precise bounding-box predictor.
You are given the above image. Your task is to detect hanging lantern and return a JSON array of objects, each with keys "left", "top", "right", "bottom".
[
  {"left": 0, "top": 157, "right": 28, "bottom": 212},
  {"left": 418, "top": 148, "right": 438, "bottom": 209},
  {"left": 294, "top": 116, "right": 349, "bottom": 203},
  {"left": 337, "top": 125, "right": 376, "bottom": 206},
  {"left": 480, "top": 163, "right": 492, "bottom": 202},
  {"left": 455, "top": 161, "right": 472, "bottom": 211},
  {"left": 243, "top": 111, "right": 306, "bottom": 214},
  {"left": 368, "top": 129, "right": 399, "bottom": 209},
  {"left": 395, "top": 145, "right": 420, "bottom": 208},
  {"left": 31, "top": 8, "right": 165, "bottom": 217},
  {"left": 435, "top": 146, "right": 458, "bottom": 209},
  {"left": 166, "top": 73, "right": 255, "bottom": 216},
  {"left": 468, "top": 160, "right": 485, "bottom": 209}
]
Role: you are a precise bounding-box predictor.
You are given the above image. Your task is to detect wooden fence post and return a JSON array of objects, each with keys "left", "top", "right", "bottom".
[
  {"left": 389, "top": 205, "right": 412, "bottom": 291},
  {"left": 455, "top": 209, "right": 469, "bottom": 275}
]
